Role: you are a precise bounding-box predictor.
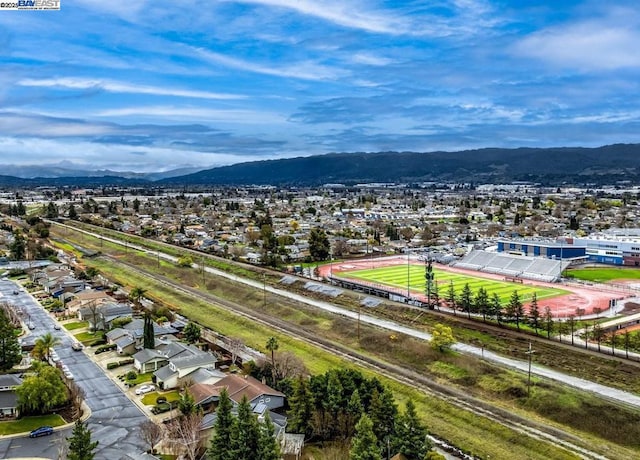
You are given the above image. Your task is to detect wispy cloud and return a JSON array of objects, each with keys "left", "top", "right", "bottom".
[
  {"left": 18, "top": 78, "right": 245, "bottom": 100},
  {"left": 96, "top": 106, "right": 288, "bottom": 124}
]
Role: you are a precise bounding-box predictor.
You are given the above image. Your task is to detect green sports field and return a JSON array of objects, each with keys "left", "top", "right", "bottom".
[
  {"left": 337, "top": 264, "right": 568, "bottom": 305},
  {"left": 566, "top": 267, "right": 640, "bottom": 283}
]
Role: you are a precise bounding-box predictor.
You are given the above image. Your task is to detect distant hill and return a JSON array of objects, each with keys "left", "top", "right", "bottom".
[
  {"left": 1, "top": 144, "right": 640, "bottom": 187},
  {"left": 0, "top": 164, "right": 202, "bottom": 180},
  {"left": 160, "top": 144, "right": 640, "bottom": 186}
]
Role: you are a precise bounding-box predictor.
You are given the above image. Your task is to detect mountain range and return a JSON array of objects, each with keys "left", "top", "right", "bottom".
[{"left": 3, "top": 144, "right": 640, "bottom": 187}]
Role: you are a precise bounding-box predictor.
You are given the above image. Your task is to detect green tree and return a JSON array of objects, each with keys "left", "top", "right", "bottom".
[
  {"left": 183, "top": 322, "right": 202, "bottom": 344},
  {"left": 45, "top": 201, "right": 58, "bottom": 218},
  {"left": 265, "top": 336, "right": 279, "bottom": 386},
  {"left": 129, "top": 286, "right": 147, "bottom": 307},
  {"left": 0, "top": 308, "right": 21, "bottom": 370},
  {"left": 393, "top": 399, "right": 431, "bottom": 460},
  {"left": 369, "top": 387, "right": 397, "bottom": 452},
  {"left": 67, "top": 420, "right": 99, "bottom": 460},
  {"left": 209, "top": 388, "right": 234, "bottom": 460},
  {"left": 506, "top": 290, "right": 524, "bottom": 331},
  {"left": 68, "top": 204, "right": 78, "bottom": 220},
  {"left": 143, "top": 313, "right": 155, "bottom": 349},
  {"left": 9, "top": 231, "right": 25, "bottom": 260},
  {"left": 16, "top": 362, "right": 68, "bottom": 414},
  {"left": 34, "top": 332, "right": 61, "bottom": 362},
  {"left": 446, "top": 281, "right": 456, "bottom": 316},
  {"left": 474, "top": 287, "right": 489, "bottom": 322},
  {"left": 309, "top": 227, "right": 330, "bottom": 261},
  {"left": 459, "top": 283, "right": 473, "bottom": 319},
  {"left": 178, "top": 390, "right": 198, "bottom": 416},
  {"left": 543, "top": 306, "right": 555, "bottom": 339},
  {"left": 257, "top": 413, "right": 281, "bottom": 460},
  {"left": 350, "top": 414, "right": 382, "bottom": 460},
  {"left": 230, "top": 396, "right": 260, "bottom": 459},
  {"left": 177, "top": 254, "right": 194, "bottom": 267},
  {"left": 431, "top": 323, "right": 455, "bottom": 352},
  {"left": 528, "top": 293, "right": 540, "bottom": 335},
  {"left": 488, "top": 292, "right": 502, "bottom": 324},
  {"left": 287, "top": 375, "right": 313, "bottom": 437}
]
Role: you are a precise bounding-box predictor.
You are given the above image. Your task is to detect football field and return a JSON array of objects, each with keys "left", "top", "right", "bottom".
[{"left": 337, "top": 264, "right": 568, "bottom": 304}]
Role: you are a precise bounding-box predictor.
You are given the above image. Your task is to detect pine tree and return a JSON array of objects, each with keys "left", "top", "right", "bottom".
[
  {"left": 257, "top": 413, "right": 281, "bottom": 460},
  {"left": 368, "top": 387, "right": 397, "bottom": 452},
  {"left": 447, "top": 281, "right": 457, "bottom": 315},
  {"left": 68, "top": 204, "right": 78, "bottom": 220},
  {"left": 67, "top": 420, "right": 99, "bottom": 460},
  {"left": 143, "top": 313, "right": 155, "bottom": 349},
  {"left": 287, "top": 375, "right": 313, "bottom": 437},
  {"left": 350, "top": 414, "right": 382, "bottom": 460},
  {"left": 528, "top": 293, "right": 540, "bottom": 335},
  {"left": 393, "top": 399, "right": 431, "bottom": 460},
  {"left": 506, "top": 290, "right": 523, "bottom": 330},
  {"left": 460, "top": 283, "right": 473, "bottom": 319},
  {"left": 490, "top": 292, "right": 503, "bottom": 324},
  {"left": 209, "top": 388, "right": 234, "bottom": 460},
  {"left": 230, "top": 396, "right": 260, "bottom": 459}
]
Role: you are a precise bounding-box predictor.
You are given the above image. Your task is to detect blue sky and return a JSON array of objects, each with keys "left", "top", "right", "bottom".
[{"left": 1, "top": 0, "right": 639, "bottom": 172}]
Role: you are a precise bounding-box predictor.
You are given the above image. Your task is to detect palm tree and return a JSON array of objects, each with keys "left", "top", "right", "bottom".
[
  {"left": 129, "top": 286, "right": 147, "bottom": 308},
  {"left": 265, "top": 336, "right": 279, "bottom": 386},
  {"left": 35, "top": 332, "right": 61, "bottom": 362}
]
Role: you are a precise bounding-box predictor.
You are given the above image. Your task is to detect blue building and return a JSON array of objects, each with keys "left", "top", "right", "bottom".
[{"left": 497, "top": 239, "right": 587, "bottom": 261}]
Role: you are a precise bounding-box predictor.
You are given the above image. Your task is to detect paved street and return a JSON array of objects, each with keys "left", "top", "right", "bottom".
[{"left": 0, "top": 279, "right": 148, "bottom": 459}]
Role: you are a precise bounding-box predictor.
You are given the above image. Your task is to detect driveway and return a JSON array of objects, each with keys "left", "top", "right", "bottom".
[{"left": 0, "top": 279, "right": 149, "bottom": 459}]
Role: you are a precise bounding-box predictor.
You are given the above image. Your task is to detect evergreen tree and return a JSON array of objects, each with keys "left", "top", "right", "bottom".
[
  {"left": 393, "top": 399, "right": 431, "bottom": 460},
  {"left": 143, "top": 313, "right": 155, "bottom": 349},
  {"left": 257, "top": 413, "right": 281, "bottom": 460},
  {"left": 287, "top": 375, "right": 313, "bottom": 437},
  {"left": 490, "top": 292, "right": 503, "bottom": 324},
  {"left": 506, "top": 291, "right": 524, "bottom": 330},
  {"left": 474, "top": 286, "right": 489, "bottom": 321},
  {"left": 308, "top": 227, "right": 330, "bottom": 261},
  {"left": 459, "top": 283, "right": 473, "bottom": 319},
  {"left": 230, "top": 396, "right": 260, "bottom": 459},
  {"left": 9, "top": 231, "right": 25, "bottom": 260},
  {"left": 67, "top": 420, "right": 99, "bottom": 460},
  {"left": 0, "top": 308, "right": 21, "bottom": 370},
  {"left": 447, "top": 281, "right": 456, "bottom": 316},
  {"left": 369, "top": 387, "right": 397, "bottom": 452},
  {"left": 543, "top": 306, "right": 555, "bottom": 339},
  {"left": 528, "top": 293, "right": 540, "bottom": 335},
  {"left": 350, "top": 414, "right": 382, "bottom": 460},
  {"left": 68, "top": 204, "right": 78, "bottom": 220},
  {"left": 183, "top": 322, "right": 202, "bottom": 344},
  {"left": 209, "top": 388, "right": 234, "bottom": 460}
]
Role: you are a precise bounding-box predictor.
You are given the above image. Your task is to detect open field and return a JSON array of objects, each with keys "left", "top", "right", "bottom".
[
  {"left": 338, "top": 263, "right": 567, "bottom": 304},
  {"left": 567, "top": 267, "right": 640, "bottom": 283}
]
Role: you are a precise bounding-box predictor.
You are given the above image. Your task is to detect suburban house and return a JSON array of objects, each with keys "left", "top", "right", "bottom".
[
  {"left": 78, "top": 302, "right": 133, "bottom": 331},
  {"left": 0, "top": 374, "right": 23, "bottom": 418},
  {"left": 188, "top": 374, "right": 285, "bottom": 412},
  {"left": 106, "top": 319, "right": 178, "bottom": 355},
  {"left": 66, "top": 290, "right": 112, "bottom": 314},
  {"left": 139, "top": 342, "right": 218, "bottom": 389}
]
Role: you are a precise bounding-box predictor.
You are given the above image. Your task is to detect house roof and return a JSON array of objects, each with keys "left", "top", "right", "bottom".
[
  {"left": 154, "top": 365, "right": 177, "bottom": 381},
  {"left": 171, "top": 351, "right": 217, "bottom": 371},
  {"left": 211, "top": 374, "right": 285, "bottom": 404},
  {"left": 106, "top": 328, "right": 129, "bottom": 342},
  {"left": 188, "top": 367, "right": 225, "bottom": 385},
  {"left": 115, "top": 336, "right": 135, "bottom": 349},
  {"left": 189, "top": 382, "right": 219, "bottom": 406},
  {"left": 133, "top": 348, "right": 166, "bottom": 364},
  {"left": 0, "top": 374, "right": 22, "bottom": 388}
]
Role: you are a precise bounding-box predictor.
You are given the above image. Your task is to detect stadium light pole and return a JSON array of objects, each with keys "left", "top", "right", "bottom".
[{"left": 526, "top": 342, "right": 535, "bottom": 397}]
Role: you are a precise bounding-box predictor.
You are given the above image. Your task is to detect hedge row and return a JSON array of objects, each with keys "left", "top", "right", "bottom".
[{"left": 106, "top": 358, "right": 135, "bottom": 370}]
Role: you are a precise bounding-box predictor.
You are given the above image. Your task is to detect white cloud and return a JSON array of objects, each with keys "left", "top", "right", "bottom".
[
  {"left": 96, "top": 106, "right": 288, "bottom": 124},
  {"left": 352, "top": 53, "right": 396, "bottom": 66},
  {"left": 18, "top": 78, "right": 245, "bottom": 100},
  {"left": 515, "top": 15, "right": 640, "bottom": 71},
  {"left": 195, "top": 48, "right": 348, "bottom": 81}
]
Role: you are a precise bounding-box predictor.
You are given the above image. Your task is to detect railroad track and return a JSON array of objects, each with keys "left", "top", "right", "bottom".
[{"left": 105, "top": 254, "right": 609, "bottom": 460}]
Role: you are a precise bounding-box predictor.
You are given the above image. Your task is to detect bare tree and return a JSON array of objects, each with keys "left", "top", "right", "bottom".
[
  {"left": 164, "top": 413, "right": 205, "bottom": 460},
  {"left": 86, "top": 300, "right": 101, "bottom": 332},
  {"left": 226, "top": 337, "right": 244, "bottom": 365},
  {"left": 139, "top": 420, "right": 163, "bottom": 454},
  {"left": 274, "top": 351, "right": 307, "bottom": 381},
  {"left": 66, "top": 380, "right": 86, "bottom": 420}
]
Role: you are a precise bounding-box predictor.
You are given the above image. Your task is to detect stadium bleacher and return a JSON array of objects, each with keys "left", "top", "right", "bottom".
[{"left": 453, "top": 250, "right": 566, "bottom": 282}]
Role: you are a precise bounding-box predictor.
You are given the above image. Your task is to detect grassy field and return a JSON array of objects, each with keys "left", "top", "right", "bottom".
[
  {"left": 566, "top": 267, "right": 640, "bottom": 283},
  {"left": 0, "top": 414, "right": 65, "bottom": 435},
  {"left": 64, "top": 321, "right": 88, "bottom": 331},
  {"left": 339, "top": 264, "right": 567, "bottom": 303}
]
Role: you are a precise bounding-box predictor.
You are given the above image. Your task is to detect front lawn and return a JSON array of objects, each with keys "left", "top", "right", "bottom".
[
  {"left": 141, "top": 390, "right": 181, "bottom": 406},
  {"left": 74, "top": 331, "right": 104, "bottom": 344},
  {"left": 122, "top": 371, "right": 154, "bottom": 386},
  {"left": 64, "top": 321, "right": 89, "bottom": 331},
  {"left": 0, "top": 414, "right": 66, "bottom": 435}
]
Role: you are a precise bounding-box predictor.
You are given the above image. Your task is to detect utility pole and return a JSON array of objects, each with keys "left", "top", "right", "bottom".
[
  {"left": 406, "top": 246, "right": 410, "bottom": 299},
  {"left": 201, "top": 256, "right": 206, "bottom": 287},
  {"left": 526, "top": 342, "right": 535, "bottom": 397},
  {"left": 263, "top": 272, "right": 267, "bottom": 308}
]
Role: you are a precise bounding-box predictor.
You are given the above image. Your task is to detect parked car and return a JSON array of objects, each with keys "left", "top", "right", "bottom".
[
  {"left": 29, "top": 426, "right": 54, "bottom": 438},
  {"left": 64, "top": 371, "right": 74, "bottom": 380},
  {"left": 28, "top": 323, "right": 35, "bottom": 330},
  {"left": 72, "top": 342, "right": 83, "bottom": 351},
  {"left": 12, "top": 290, "right": 19, "bottom": 295},
  {"left": 53, "top": 324, "right": 61, "bottom": 330},
  {"left": 135, "top": 384, "right": 155, "bottom": 395}
]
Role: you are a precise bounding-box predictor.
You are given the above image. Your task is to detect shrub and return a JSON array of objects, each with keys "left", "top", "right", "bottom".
[
  {"left": 151, "top": 403, "right": 171, "bottom": 414},
  {"left": 119, "top": 358, "right": 134, "bottom": 366},
  {"left": 106, "top": 362, "right": 119, "bottom": 370},
  {"left": 126, "top": 370, "right": 137, "bottom": 380},
  {"left": 95, "top": 343, "right": 117, "bottom": 354}
]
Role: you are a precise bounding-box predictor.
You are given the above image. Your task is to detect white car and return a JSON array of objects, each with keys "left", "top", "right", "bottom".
[
  {"left": 64, "top": 371, "right": 74, "bottom": 380},
  {"left": 135, "top": 384, "right": 155, "bottom": 395}
]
